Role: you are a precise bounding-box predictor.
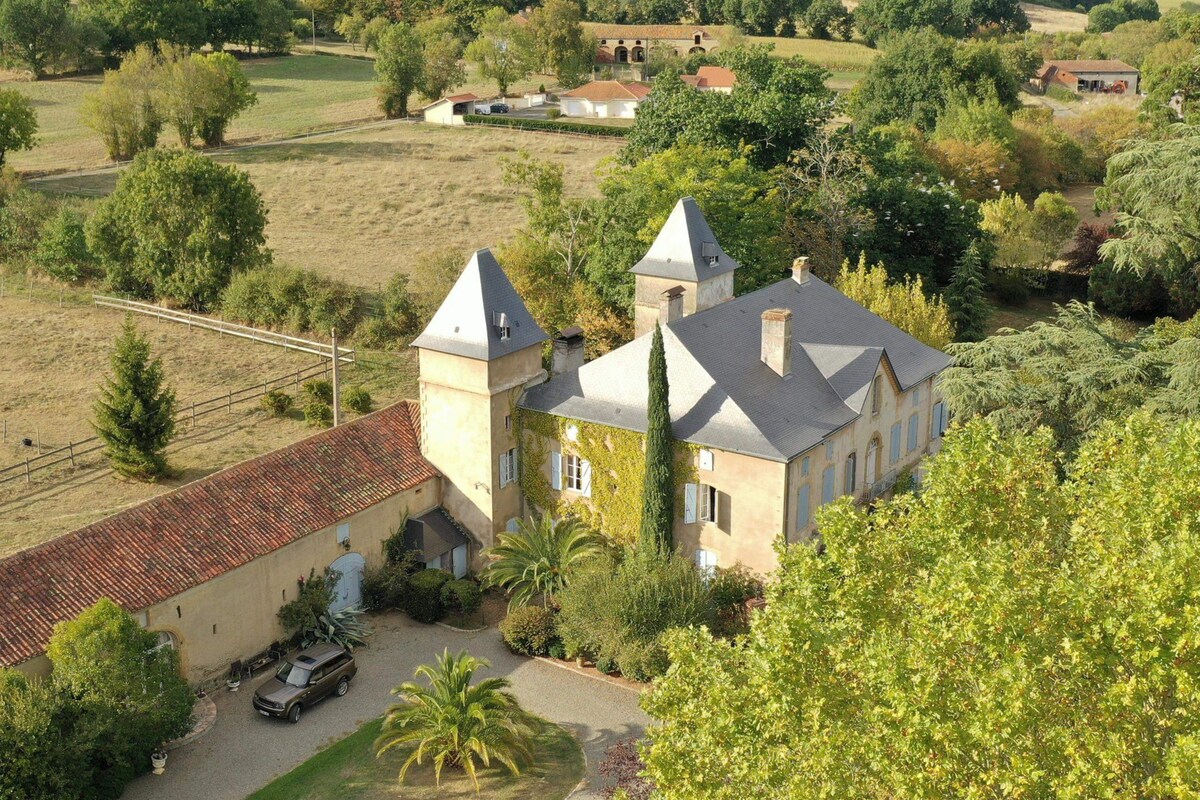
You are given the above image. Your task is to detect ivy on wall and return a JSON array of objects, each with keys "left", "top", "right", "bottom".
[{"left": 516, "top": 408, "right": 697, "bottom": 545}]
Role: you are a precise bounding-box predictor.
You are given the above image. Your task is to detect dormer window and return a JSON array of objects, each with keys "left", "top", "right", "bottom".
[
  {"left": 701, "top": 241, "right": 719, "bottom": 266},
  {"left": 493, "top": 311, "right": 511, "bottom": 340},
  {"left": 694, "top": 33, "right": 702, "bottom": 44}
]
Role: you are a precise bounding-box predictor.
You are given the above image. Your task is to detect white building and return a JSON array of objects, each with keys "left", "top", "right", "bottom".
[
  {"left": 559, "top": 80, "right": 651, "bottom": 119},
  {"left": 422, "top": 93, "right": 480, "bottom": 126}
]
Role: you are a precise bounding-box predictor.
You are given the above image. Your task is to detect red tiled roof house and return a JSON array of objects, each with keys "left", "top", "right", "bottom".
[{"left": 559, "top": 80, "right": 651, "bottom": 119}]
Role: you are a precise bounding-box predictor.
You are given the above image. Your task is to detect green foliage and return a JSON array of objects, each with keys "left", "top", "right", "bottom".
[
  {"left": 556, "top": 548, "right": 713, "bottom": 681},
  {"left": 0, "top": 671, "right": 90, "bottom": 800},
  {"left": 980, "top": 190, "right": 1078, "bottom": 271},
  {"left": 46, "top": 598, "right": 193, "bottom": 797},
  {"left": 834, "top": 254, "right": 955, "bottom": 349},
  {"left": 92, "top": 318, "right": 176, "bottom": 480},
  {"left": 81, "top": 45, "right": 163, "bottom": 161},
  {"left": 642, "top": 414, "right": 1200, "bottom": 798},
  {"left": 640, "top": 324, "right": 674, "bottom": 551},
  {"left": 1088, "top": 258, "right": 1198, "bottom": 319},
  {"left": 0, "top": 0, "right": 72, "bottom": 78},
  {"left": 87, "top": 148, "right": 268, "bottom": 311},
  {"left": 854, "top": 0, "right": 1029, "bottom": 41},
  {"left": 625, "top": 46, "right": 835, "bottom": 170},
  {"left": 260, "top": 389, "right": 292, "bottom": 417},
  {"left": 482, "top": 515, "right": 605, "bottom": 609},
  {"left": 303, "top": 401, "right": 333, "bottom": 428},
  {"left": 464, "top": 7, "right": 531, "bottom": 96},
  {"left": 84, "top": 0, "right": 205, "bottom": 55},
  {"left": 0, "top": 89, "right": 37, "bottom": 169},
  {"left": 940, "top": 301, "right": 1200, "bottom": 452},
  {"left": 499, "top": 606, "right": 559, "bottom": 656},
  {"left": 945, "top": 241, "right": 988, "bottom": 342},
  {"left": 299, "top": 605, "right": 371, "bottom": 651},
  {"left": 522, "top": 0, "right": 595, "bottom": 87},
  {"left": 220, "top": 265, "right": 365, "bottom": 338},
  {"left": 278, "top": 568, "right": 336, "bottom": 637},
  {"left": 375, "top": 21, "right": 423, "bottom": 118},
  {"left": 362, "top": 562, "right": 411, "bottom": 611},
  {"left": 375, "top": 650, "right": 537, "bottom": 789},
  {"left": 708, "top": 565, "right": 764, "bottom": 638},
  {"left": 804, "top": 0, "right": 854, "bottom": 39},
  {"left": 383, "top": 512, "right": 419, "bottom": 567},
  {"left": 1087, "top": 0, "right": 1158, "bottom": 31},
  {"left": 356, "top": 272, "right": 422, "bottom": 349},
  {"left": 415, "top": 15, "right": 466, "bottom": 101},
  {"left": 463, "top": 114, "right": 629, "bottom": 137},
  {"left": 440, "top": 579, "right": 482, "bottom": 618},
  {"left": 33, "top": 208, "right": 96, "bottom": 283},
  {"left": 159, "top": 50, "right": 257, "bottom": 148},
  {"left": 590, "top": 144, "right": 787, "bottom": 311},
  {"left": 304, "top": 378, "right": 333, "bottom": 405},
  {"left": 341, "top": 385, "right": 372, "bottom": 414},
  {"left": 405, "top": 569, "right": 452, "bottom": 623}
]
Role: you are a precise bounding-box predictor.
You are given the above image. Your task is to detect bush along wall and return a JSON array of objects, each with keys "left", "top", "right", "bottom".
[{"left": 463, "top": 115, "right": 630, "bottom": 137}]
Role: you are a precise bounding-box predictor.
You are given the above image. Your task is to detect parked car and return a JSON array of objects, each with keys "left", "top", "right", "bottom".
[
  {"left": 252, "top": 643, "right": 357, "bottom": 723},
  {"left": 490, "top": 103, "right": 510, "bottom": 114},
  {"left": 473, "top": 104, "right": 492, "bottom": 115}
]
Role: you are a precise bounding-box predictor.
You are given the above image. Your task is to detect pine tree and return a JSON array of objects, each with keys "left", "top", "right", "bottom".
[
  {"left": 639, "top": 323, "right": 674, "bottom": 551},
  {"left": 93, "top": 317, "right": 177, "bottom": 480},
  {"left": 946, "top": 241, "right": 989, "bottom": 343}
]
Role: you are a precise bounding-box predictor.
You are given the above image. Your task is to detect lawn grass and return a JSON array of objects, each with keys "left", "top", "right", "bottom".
[
  {"left": 746, "top": 35, "right": 879, "bottom": 72},
  {"left": 246, "top": 716, "right": 584, "bottom": 800}
]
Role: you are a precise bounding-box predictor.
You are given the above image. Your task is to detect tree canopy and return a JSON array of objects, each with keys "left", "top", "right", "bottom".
[
  {"left": 643, "top": 413, "right": 1200, "bottom": 798},
  {"left": 834, "top": 253, "right": 955, "bottom": 348},
  {"left": 0, "top": 89, "right": 37, "bottom": 168}
]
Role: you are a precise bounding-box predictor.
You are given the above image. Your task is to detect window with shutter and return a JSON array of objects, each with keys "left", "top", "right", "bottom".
[
  {"left": 907, "top": 413, "right": 919, "bottom": 452},
  {"left": 699, "top": 449, "right": 714, "bottom": 471},
  {"left": 845, "top": 452, "right": 857, "bottom": 494},
  {"left": 797, "top": 484, "right": 811, "bottom": 530},
  {"left": 801, "top": 456, "right": 810, "bottom": 476},
  {"left": 684, "top": 483, "right": 698, "bottom": 523},
  {"left": 551, "top": 449, "right": 562, "bottom": 490},
  {"left": 698, "top": 484, "right": 717, "bottom": 522},
  {"left": 933, "top": 401, "right": 947, "bottom": 437},
  {"left": 821, "top": 465, "right": 835, "bottom": 504},
  {"left": 890, "top": 422, "right": 902, "bottom": 463},
  {"left": 580, "top": 459, "right": 592, "bottom": 498}
]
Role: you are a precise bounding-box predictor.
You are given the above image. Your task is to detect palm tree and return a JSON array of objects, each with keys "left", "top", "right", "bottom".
[
  {"left": 375, "top": 649, "right": 536, "bottom": 789},
  {"left": 481, "top": 515, "right": 606, "bottom": 609}
]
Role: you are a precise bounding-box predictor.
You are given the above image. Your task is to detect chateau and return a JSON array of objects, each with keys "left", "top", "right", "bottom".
[{"left": 2, "top": 197, "right": 949, "bottom": 682}]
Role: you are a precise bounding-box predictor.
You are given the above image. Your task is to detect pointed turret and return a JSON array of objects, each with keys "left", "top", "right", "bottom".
[{"left": 630, "top": 197, "right": 738, "bottom": 337}]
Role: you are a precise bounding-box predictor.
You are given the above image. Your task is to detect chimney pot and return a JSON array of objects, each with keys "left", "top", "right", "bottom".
[
  {"left": 761, "top": 308, "right": 792, "bottom": 378},
  {"left": 792, "top": 256, "right": 811, "bottom": 285},
  {"left": 551, "top": 326, "right": 586, "bottom": 375},
  {"left": 659, "top": 285, "right": 685, "bottom": 326}
]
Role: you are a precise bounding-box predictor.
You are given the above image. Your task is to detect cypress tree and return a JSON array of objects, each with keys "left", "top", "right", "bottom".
[
  {"left": 639, "top": 322, "right": 674, "bottom": 551},
  {"left": 946, "top": 241, "right": 989, "bottom": 343},
  {"left": 93, "top": 317, "right": 177, "bottom": 480}
]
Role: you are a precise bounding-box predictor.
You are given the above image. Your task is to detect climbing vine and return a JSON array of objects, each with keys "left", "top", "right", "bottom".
[{"left": 516, "top": 408, "right": 697, "bottom": 546}]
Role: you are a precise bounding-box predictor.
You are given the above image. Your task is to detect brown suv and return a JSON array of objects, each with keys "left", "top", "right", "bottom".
[{"left": 252, "top": 643, "right": 357, "bottom": 723}]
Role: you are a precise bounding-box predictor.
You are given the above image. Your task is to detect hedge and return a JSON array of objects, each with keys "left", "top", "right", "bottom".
[{"left": 463, "top": 115, "right": 630, "bottom": 137}]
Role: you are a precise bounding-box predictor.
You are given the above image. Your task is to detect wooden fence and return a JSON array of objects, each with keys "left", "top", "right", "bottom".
[
  {"left": 93, "top": 295, "right": 355, "bottom": 363},
  {"left": 0, "top": 360, "right": 333, "bottom": 487}
]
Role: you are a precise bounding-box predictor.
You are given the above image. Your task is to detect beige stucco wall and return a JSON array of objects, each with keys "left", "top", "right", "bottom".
[
  {"left": 418, "top": 346, "right": 545, "bottom": 560},
  {"left": 633, "top": 272, "right": 734, "bottom": 338}
]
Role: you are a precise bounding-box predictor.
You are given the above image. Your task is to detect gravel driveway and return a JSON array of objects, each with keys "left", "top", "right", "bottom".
[{"left": 122, "top": 612, "right": 649, "bottom": 800}]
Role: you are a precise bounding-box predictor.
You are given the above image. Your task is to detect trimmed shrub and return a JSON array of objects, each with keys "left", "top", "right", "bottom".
[
  {"left": 499, "top": 605, "right": 557, "bottom": 656},
  {"left": 405, "top": 568, "right": 452, "bottom": 623},
  {"left": 441, "top": 578, "right": 482, "bottom": 618},
  {"left": 341, "top": 385, "right": 373, "bottom": 414},
  {"left": 463, "top": 114, "right": 629, "bottom": 137},
  {"left": 709, "top": 565, "right": 765, "bottom": 637},
  {"left": 304, "top": 401, "right": 333, "bottom": 428},
  {"left": 261, "top": 389, "right": 293, "bottom": 417},
  {"left": 616, "top": 638, "right": 669, "bottom": 682},
  {"left": 34, "top": 208, "right": 96, "bottom": 283},
  {"left": 220, "top": 265, "right": 366, "bottom": 338},
  {"left": 362, "top": 562, "right": 410, "bottom": 611},
  {"left": 356, "top": 272, "right": 422, "bottom": 349},
  {"left": 304, "top": 379, "right": 333, "bottom": 404}
]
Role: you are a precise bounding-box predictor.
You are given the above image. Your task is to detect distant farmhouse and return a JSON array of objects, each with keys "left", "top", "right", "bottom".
[
  {"left": 586, "top": 23, "right": 723, "bottom": 64},
  {"left": 1034, "top": 59, "right": 1139, "bottom": 95},
  {"left": 559, "top": 80, "right": 651, "bottom": 118},
  {"left": 1, "top": 198, "right": 950, "bottom": 685},
  {"left": 680, "top": 65, "right": 737, "bottom": 93}
]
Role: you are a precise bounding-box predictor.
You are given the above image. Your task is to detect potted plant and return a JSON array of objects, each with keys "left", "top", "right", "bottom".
[
  {"left": 151, "top": 750, "right": 167, "bottom": 775},
  {"left": 226, "top": 676, "right": 241, "bottom": 692}
]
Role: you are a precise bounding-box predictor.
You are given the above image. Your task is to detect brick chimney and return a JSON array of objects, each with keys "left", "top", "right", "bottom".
[
  {"left": 761, "top": 309, "right": 792, "bottom": 378},
  {"left": 792, "top": 256, "right": 811, "bottom": 285},
  {"left": 659, "top": 285, "right": 685, "bottom": 326},
  {"left": 551, "top": 326, "right": 585, "bottom": 375}
]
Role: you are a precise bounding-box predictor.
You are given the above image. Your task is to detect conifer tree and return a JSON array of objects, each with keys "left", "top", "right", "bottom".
[
  {"left": 946, "top": 241, "right": 989, "bottom": 343},
  {"left": 93, "top": 317, "right": 177, "bottom": 480},
  {"left": 639, "top": 323, "right": 674, "bottom": 551}
]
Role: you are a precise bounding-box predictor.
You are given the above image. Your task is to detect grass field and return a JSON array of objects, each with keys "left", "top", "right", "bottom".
[
  {"left": 32, "top": 122, "right": 622, "bottom": 288},
  {"left": 746, "top": 34, "right": 878, "bottom": 72},
  {"left": 0, "top": 289, "right": 417, "bottom": 556},
  {"left": 1020, "top": 2, "right": 1089, "bottom": 32},
  {"left": 245, "top": 717, "right": 585, "bottom": 800}
]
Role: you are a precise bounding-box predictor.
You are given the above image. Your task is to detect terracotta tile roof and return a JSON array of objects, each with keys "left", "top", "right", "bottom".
[
  {"left": 696, "top": 65, "right": 736, "bottom": 87},
  {"left": 0, "top": 401, "right": 437, "bottom": 667},
  {"left": 562, "top": 80, "right": 651, "bottom": 101},
  {"left": 1040, "top": 59, "right": 1138, "bottom": 75},
  {"left": 585, "top": 23, "right": 719, "bottom": 40},
  {"left": 445, "top": 93, "right": 480, "bottom": 103}
]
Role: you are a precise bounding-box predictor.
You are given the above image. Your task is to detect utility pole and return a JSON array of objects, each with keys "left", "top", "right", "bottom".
[
  {"left": 331, "top": 328, "right": 341, "bottom": 428},
  {"left": 312, "top": 8, "right": 317, "bottom": 50}
]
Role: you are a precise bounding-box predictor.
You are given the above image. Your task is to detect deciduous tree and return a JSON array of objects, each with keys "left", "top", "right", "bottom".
[
  {"left": 464, "top": 6, "right": 531, "bottom": 96},
  {"left": 375, "top": 21, "right": 423, "bottom": 117},
  {"left": 0, "top": 90, "right": 37, "bottom": 168},
  {"left": 835, "top": 253, "right": 955, "bottom": 349},
  {"left": 0, "top": 0, "right": 71, "bottom": 78},
  {"left": 523, "top": 0, "right": 595, "bottom": 88},
  {"left": 415, "top": 15, "right": 465, "bottom": 100},
  {"left": 81, "top": 45, "right": 163, "bottom": 161}
]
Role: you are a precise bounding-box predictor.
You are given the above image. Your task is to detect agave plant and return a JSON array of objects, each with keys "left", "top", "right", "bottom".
[
  {"left": 481, "top": 515, "right": 607, "bottom": 609},
  {"left": 300, "top": 604, "right": 371, "bottom": 651},
  {"left": 374, "top": 649, "right": 537, "bottom": 789}
]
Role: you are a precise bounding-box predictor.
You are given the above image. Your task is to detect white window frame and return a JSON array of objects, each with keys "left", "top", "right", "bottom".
[
  {"left": 698, "top": 483, "right": 717, "bottom": 523},
  {"left": 699, "top": 448, "right": 714, "bottom": 471},
  {"left": 564, "top": 453, "right": 591, "bottom": 497},
  {"left": 551, "top": 447, "right": 562, "bottom": 490},
  {"left": 695, "top": 548, "right": 718, "bottom": 577},
  {"left": 499, "top": 448, "right": 518, "bottom": 488}
]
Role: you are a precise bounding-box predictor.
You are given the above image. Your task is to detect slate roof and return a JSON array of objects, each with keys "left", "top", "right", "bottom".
[
  {"left": 561, "top": 80, "right": 651, "bottom": 101},
  {"left": 411, "top": 248, "right": 548, "bottom": 361},
  {"left": 630, "top": 197, "right": 740, "bottom": 282},
  {"left": 520, "top": 275, "right": 951, "bottom": 462},
  {"left": 406, "top": 508, "right": 471, "bottom": 561},
  {"left": 0, "top": 402, "right": 438, "bottom": 668}
]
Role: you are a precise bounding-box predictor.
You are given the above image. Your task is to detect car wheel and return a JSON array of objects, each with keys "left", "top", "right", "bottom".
[
  {"left": 335, "top": 677, "right": 349, "bottom": 697},
  {"left": 287, "top": 704, "right": 301, "bottom": 724}
]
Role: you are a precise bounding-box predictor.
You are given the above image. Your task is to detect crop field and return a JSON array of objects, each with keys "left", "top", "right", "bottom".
[
  {"left": 747, "top": 34, "right": 878, "bottom": 72},
  {"left": 0, "top": 289, "right": 416, "bottom": 556},
  {"left": 1020, "top": 2, "right": 1089, "bottom": 32},
  {"left": 32, "top": 122, "right": 623, "bottom": 288}
]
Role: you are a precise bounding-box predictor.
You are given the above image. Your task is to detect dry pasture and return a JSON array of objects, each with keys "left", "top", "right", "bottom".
[{"left": 1020, "top": 2, "right": 1088, "bottom": 32}]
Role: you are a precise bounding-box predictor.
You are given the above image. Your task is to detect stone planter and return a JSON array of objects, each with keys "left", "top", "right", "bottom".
[
  {"left": 226, "top": 678, "right": 241, "bottom": 692},
  {"left": 151, "top": 751, "right": 167, "bottom": 775}
]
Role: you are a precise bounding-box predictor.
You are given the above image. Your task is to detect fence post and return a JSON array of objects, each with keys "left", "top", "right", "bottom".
[
  {"left": 68, "top": 442, "right": 75, "bottom": 467},
  {"left": 227, "top": 392, "right": 232, "bottom": 411},
  {"left": 191, "top": 402, "right": 196, "bottom": 429},
  {"left": 24, "top": 458, "right": 30, "bottom": 484}
]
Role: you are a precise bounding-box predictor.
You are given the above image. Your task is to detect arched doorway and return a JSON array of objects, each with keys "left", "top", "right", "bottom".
[
  {"left": 615, "top": 46, "right": 629, "bottom": 63},
  {"left": 329, "top": 553, "right": 366, "bottom": 612},
  {"left": 632, "top": 46, "right": 645, "bottom": 62},
  {"left": 689, "top": 46, "right": 706, "bottom": 54}
]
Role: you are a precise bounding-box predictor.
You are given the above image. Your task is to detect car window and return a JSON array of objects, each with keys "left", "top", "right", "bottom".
[{"left": 276, "top": 660, "right": 312, "bottom": 688}]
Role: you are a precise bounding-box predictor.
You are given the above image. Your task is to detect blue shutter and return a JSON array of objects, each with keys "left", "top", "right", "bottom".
[
  {"left": 821, "top": 466, "right": 835, "bottom": 504},
  {"left": 580, "top": 459, "right": 592, "bottom": 498},
  {"left": 684, "top": 483, "right": 698, "bottom": 523},
  {"left": 550, "top": 449, "right": 562, "bottom": 490},
  {"left": 907, "top": 414, "right": 919, "bottom": 452},
  {"left": 890, "top": 422, "right": 902, "bottom": 463},
  {"left": 797, "top": 485, "right": 811, "bottom": 530},
  {"left": 932, "top": 402, "right": 945, "bottom": 438}
]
